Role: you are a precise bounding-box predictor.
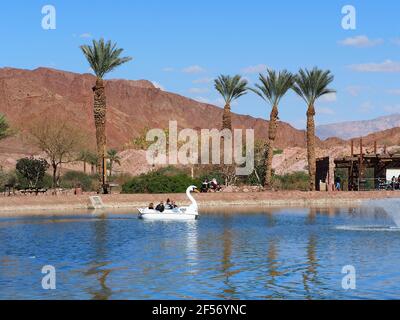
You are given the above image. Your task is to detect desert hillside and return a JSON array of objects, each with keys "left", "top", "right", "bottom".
[{"left": 0, "top": 67, "right": 310, "bottom": 150}]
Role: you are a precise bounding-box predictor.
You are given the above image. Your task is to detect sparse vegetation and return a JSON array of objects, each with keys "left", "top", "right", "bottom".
[
  {"left": 0, "top": 114, "right": 11, "bottom": 141},
  {"left": 27, "top": 115, "right": 87, "bottom": 188}
]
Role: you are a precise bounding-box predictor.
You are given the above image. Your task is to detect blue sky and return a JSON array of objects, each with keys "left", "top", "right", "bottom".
[{"left": 0, "top": 0, "right": 399, "bottom": 128}]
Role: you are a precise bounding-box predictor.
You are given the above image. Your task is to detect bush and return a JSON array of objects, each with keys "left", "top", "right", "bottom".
[
  {"left": 272, "top": 172, "right": 310, "bottom": 191},
  {"left": 16, "top": 157, "right": 49, "bottom": 188},
  {"left": 122, "top": 167, "right": 200, "bottom": 194},
  {"left": 0, "top": 170, "right": 16, "bottom": 191},
  {"left": 60, "top": 171, "right": 97, "bottom": 191}
]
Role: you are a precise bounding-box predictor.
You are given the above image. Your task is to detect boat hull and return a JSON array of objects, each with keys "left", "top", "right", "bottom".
[{"left": 137, "top": 208, "right": 198, "bottom": 221}]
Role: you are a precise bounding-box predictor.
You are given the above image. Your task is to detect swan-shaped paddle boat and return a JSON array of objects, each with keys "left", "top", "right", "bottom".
[{"left": 137, "top": 186, "right": 199, "bottom": 221}]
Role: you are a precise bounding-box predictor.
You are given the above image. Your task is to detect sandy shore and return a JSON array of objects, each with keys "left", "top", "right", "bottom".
[{"left": 0, "top": 191, "right": 399, "bottom": 215}]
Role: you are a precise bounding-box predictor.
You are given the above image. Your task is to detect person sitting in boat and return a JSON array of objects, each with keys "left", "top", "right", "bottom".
[
  {"left": 148, "top": 203, "right": 154, "bottom": 210},
  {"left": 210, "top": 178, "right": 222, "bottom": 192},
  {"left": 201, "top": 179, "right": 209, "bottom": 193},
  {"left": 165, "top": 198, "right": 173, "bottom": 210},
  {"left": 155, "top": 201, "right": 165, "bottom": 212},
  {"left": 171, "top": 201, "right": 178, "bottom": 209}
]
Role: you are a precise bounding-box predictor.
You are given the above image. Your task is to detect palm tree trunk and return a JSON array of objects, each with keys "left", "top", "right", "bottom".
[
  {"left": 306, "top": 104, "right": 316, "bottom": 191},
  {"left": 264, "top": 105, "right": 279, "bottom": 189},
  {"left": 93, "top": 78, "right": 107, "bottom": 191},
  {"left": 222, "top": 103, "right": 232, "bottom": 130}
]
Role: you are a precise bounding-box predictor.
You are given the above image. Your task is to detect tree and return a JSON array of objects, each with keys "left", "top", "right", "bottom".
[
  {"left": 107, "top": 149, "right": 121, "bottom": 177},
  {"left": 250, "top": 69, "right": 294, "bottom": 189},
  {"left": 16, "top": 157, "right": 49, "bottom": 188},
  {"left": 214, "top": 75, "right": 248, "bottom": 130},
  {"left": 80, "top": 38, "right": 132, "bottom": 193},
  {"left": 78, "top": 150, "right": 97, "bottom": 174},
  {"left": 0, "top": 114, "right": 11, "bottom": 141},
  {"left": 293, "top": 68, "right": 335, "bottom": 191},
  {"left": 27, "top": 116, "right": 87, "bottom": 189}
]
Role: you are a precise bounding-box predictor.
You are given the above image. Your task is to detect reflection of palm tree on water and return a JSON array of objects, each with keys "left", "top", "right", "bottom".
[
  {"left": 302, "top": 234, "right": 322, "bottom": 299},
  {"left": 84, "top": 219, "right": 112, "bottom": 300},
  {"left": 219, "top": 217, "right": 238, "bottom": 299}
]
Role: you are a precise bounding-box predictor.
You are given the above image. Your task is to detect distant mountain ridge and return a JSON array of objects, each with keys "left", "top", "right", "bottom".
[{"left": 316, "top": 114, "right": 400, "bottom": 140}]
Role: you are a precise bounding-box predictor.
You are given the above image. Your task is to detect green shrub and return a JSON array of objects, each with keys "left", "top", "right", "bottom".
[
  {"left": 122, "top": 167, "right": 200, "bottom": 194},
  {"left": 60, "top": 171, "right": 96, "bottom": 191},
  {"left": 272, "top": 172, "right": 310, "bottom": 191}
]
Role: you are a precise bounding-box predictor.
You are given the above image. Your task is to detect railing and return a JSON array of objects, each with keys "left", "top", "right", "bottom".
[{"left": 353, "top": 178, "right": 400, "bottom": 191}]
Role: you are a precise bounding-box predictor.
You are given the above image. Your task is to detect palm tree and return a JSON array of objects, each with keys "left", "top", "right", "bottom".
[
  {"left": 214, "top": 75, "right": 248, "bottom": 130},
  {"left": 251, "top": 69, "right": 294, "bottom": 189},
  {"left": 87, "top": 153, "right": 98, "bottom": 175},
  {"left": 80, "top": 38, "right": 132, "bottom": 193},
  {"left": 78, "top": 150, "right": 96, "bottom": 174},
  {"left": 107, "top": 149, "right": 121, "bottom": 177},
  {"left": 293, "top": 68, "right": 335, "bottom": 191}
]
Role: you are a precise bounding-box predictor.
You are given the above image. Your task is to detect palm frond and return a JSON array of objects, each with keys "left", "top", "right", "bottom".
[
  {"left": 250, "top": 69, "right": 294, "bottom": 106},
  {"left": 80, "top": 38, "right": 132, "bottom": 78},
  {"left": 214, "top": 75, "right": 248, "bottom": 104},
  {"left": 293, "top": 67, "right": 335, "bottom": 105}
]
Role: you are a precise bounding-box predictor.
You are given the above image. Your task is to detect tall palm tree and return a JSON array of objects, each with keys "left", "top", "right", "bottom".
[
  {"left": 293, "top": 68, "right": 335, "bottom": 191},
  {"left": 80, "top": 38, "right": 132, "bottom": 193},
  {"left": 251, "top": 69, "right": 294, "bottom": 189},
  {"left": 107, "top": 149, "right": 121, "bottom": 177},
  {"left": 214, "top": 75, "right": 248, "bottom": 130}
]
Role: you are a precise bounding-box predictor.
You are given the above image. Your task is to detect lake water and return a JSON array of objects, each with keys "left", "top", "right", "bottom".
[{"left": 1, "top": 205, "right": 400, "bottom": 300}]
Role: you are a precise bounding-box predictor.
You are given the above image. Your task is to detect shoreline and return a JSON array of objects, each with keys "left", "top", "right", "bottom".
[{"left": 0, "top": 191, "right": 399, "bottom": 215}]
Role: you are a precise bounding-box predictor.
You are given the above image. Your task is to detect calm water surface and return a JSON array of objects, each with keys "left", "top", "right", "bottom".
[{"left": 0, "top": 207, "right": 400, "bottom": 300}]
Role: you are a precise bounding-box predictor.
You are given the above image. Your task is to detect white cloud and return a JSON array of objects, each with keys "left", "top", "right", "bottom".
[
  {"left": 359, "top": 101, "right": 373, "bottom": 113},
  {"left": 391, "top": 38, "right": 400, "bottom": 46},
  {"left": 162, "top": 67, "right": 174, "bottom": 72},
  {"left": 188, "top": 88, "right": 209, "bottom": 94},
  {"left": 193, "top": 77, "right": 213, "bottom": 84},
  {"left": 182, "top": 65, "right": 206, "bottom": 74},
  {"left": 384, "top": 104, "right": 400, "bottom": 113},
  {"left": 241, "top": 64, "right": 268, "bottom": 74},
  {"left": 338, "top": 35, "right": 383, "bottom": 48},
  {"left": 151, "top": 81, "right": 165, "bottom": 91},
  {"left": 79, "top": 33, "right": 92, "bottom": 39},
  {"left": 193, "top": 96, "right": 226, "bottom": 107},
  {"left": 317, "top": 107, "right": 335, "bottom": 115},
  {"left": 387, "top": 89, "right": 400, "bottom": 95},
  {"left": 346, "top": 85, "right": 363, "bottom": 97},
  {"left": 320, "top": 92, "right": 337, "bottom": 103},
  {"left": 349, "top": 60, "right": 400, "bottom": 73}
]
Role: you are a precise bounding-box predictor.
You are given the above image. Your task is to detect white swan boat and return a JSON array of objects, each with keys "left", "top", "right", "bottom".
[{"left": 138, "top": 186, "right": 199, "bottom": 221}]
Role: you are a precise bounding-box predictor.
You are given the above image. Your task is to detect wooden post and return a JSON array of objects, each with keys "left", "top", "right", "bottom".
[{"left": 351, "top": 140, "right": 354, "bottom": 157}]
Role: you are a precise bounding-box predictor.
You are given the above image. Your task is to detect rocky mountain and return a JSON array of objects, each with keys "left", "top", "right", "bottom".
[
  {"left": 316, "top": 114, "right": 400, "bottom": 140},
  {"left": 0, "top": 67, "right": 311, "bottom": 154}
]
